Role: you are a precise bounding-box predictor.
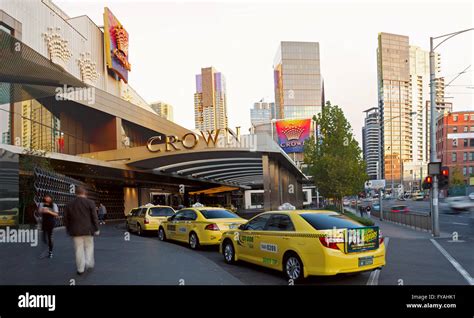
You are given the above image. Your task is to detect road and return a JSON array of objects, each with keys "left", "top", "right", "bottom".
[
  {"left": 380, "top": 198, "right": 474, "bottom": 239},
  {"left": 0, "top": 217, "right": 472, "bottom": 285}
]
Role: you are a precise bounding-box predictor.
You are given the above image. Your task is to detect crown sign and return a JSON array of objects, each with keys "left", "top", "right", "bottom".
[
  {"left": 113, "top": 25, "right": 129, "bottom": 56},
  {"left": 282, "top": 126, "right": 305, "bottom": 140}
]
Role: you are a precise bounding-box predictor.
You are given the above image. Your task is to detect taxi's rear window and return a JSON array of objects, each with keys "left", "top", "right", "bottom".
[
  {"left": 300, "top": 213, "right": 362, "bottom": 230},
  {"left": 149, "top": 207, "right": 174, "bottom": 217},
  {"left": 200, "top": 209, "right": 239, "bottom": 219}
]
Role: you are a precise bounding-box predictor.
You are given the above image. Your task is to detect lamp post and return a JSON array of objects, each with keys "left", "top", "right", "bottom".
[{"left": 429, "top": 28, "right": 474, "bottom": 237}]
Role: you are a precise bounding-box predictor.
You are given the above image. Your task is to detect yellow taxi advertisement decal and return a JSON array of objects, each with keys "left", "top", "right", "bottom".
[{"left": 345, "top": 226, "right": 379, "bottom": 253}]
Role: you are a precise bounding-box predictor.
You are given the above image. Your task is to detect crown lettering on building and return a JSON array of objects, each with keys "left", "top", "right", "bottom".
[
  {"left": 42, "top": 27, "right": 73, "bottom": 69},
  {"left": 78, "top": 52, "right": 100, "bottom": 85},
  {"left": 282, "top": 126, "right": 305, "bottom": 140}
]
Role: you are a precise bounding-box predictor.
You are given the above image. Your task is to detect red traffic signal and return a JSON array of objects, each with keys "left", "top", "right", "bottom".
[
  {"left": 422, "top": 176, "right": 433, "bottom": 190},
  {"left": 441, "top": 167, "right": 449, "bottom": 177}
]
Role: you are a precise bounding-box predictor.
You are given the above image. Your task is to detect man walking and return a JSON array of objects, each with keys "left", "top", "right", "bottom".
[
  {"left": 64, "top": 186, "right": 100, "bottom": 275},
  {"left": 98, "top": 202, "right": 107, "bottom": 225}
]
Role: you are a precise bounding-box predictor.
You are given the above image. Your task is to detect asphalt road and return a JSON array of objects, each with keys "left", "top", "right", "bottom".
[{"left": 0, "top": 218, "right": 472, "bottom": 285}]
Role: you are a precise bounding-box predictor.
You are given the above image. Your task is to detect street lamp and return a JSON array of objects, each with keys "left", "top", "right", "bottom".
[{"left": 429, "top": 27, "right": 474, "bottom": 237}]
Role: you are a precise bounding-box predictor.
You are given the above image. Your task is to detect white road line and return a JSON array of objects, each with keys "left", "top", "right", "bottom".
[
  {"left": 430, "top": 239, "right": 474, "bottom": 285},
  {"left": 367, "top": 237, "right": 389, "bottom": 285},
  {"left": 452, "top": 222, "right": 469, "bottom": 226}
]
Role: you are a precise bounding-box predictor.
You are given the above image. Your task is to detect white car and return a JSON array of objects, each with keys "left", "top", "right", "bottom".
[
  {"left": 468, "top": 193, "right": 474, "bottom": 200},
  {"left": 445, "top": 196, "right": 474, "bottom": 213}
]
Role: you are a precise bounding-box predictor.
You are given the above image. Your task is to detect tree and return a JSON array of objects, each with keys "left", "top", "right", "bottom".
[
  {"left": 450, "top": 166, "right": 464, "bottom": 186},
  {"left": 304, "top": 101, "right": 367, "bottom": 212}
]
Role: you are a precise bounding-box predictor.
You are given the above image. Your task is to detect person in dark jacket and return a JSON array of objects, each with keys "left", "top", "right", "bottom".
[
  {"left": 64, "top": 186, "right": 100, "bottom": 275},
  {"left": 38, "top": 193, "right": 59, "bottom": 258}
]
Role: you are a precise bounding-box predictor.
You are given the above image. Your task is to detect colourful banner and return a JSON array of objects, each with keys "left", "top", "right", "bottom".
[
  {"left": 104, "top": 7, "right": 131, "bottom": 83},
  {"left": 275, "top": 119, "right": 312, "bottom": 153},
  {"left": 345, "top": 226, "right": 379, "bottom": 253}
]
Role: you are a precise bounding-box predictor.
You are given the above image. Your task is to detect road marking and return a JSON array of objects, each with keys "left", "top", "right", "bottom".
[
  {"left": 367, "top": 237, "right": 389, "bottom": 286},
  {"left": 452, "top": 222, "right": 469, "bottom": 226},
  {"left": 430, "top": 239, "right": 474, "bottom": 285}
]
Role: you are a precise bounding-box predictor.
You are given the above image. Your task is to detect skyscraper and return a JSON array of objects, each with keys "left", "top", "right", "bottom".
[
  {"left": 377, "top": 33, "right": 443, "bottom": 188},
  {"left": 194, "top": 67, "right": 228, "bottom": 132},
  {"left": 362, "top": 107, "right": 381, "bottom": 180},
  {"left": 249, "top": 100, "right": 276, "bottom": 137},
  {"left": 273, "top": 41, "right": 323, "bottom": 120},
  {"left": 150, "top": 101, "right": 174, "bottom": 122},
  {"left": 250, "top": 100, "right": 276, "bottom": 126}
]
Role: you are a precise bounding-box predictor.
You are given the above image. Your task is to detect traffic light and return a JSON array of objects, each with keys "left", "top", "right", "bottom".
[
  {"left": 439, "top": 166, "right": 449, "bottom": 189},
  {"left": 422, "top": 176, "right": 433, "bottom": 190}
]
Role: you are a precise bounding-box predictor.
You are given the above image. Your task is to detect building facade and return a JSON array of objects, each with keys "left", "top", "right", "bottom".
[
  {"left": 436, "top": 111, "right": 474, "bottom": 183},
  {"left": 194, "top": 67, "right": 228, "bottom": 132},
  {"left": 150, "top": 101, "right": 174, "bottom": 122},
  {"left": 273, "top": 41, "right": 323, "bottom": 120},
  {"left": 362, "top": 107, "right": 381, "bottom": 180},
  {"left": 377, "top": 33, "right": 443, "bottom": 189}
]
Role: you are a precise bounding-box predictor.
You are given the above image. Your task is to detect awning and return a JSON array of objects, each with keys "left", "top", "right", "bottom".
[
  {"left": 189, "top": 186, "right": 240, "bottom": 195},
  {"left": 0, "top": 30, "right": 88, "bottom": 104}
]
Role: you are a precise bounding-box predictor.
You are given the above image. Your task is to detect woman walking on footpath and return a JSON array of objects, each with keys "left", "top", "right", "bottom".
[{"left": 38, "top": 193, "right": 59, "bottom": 258}]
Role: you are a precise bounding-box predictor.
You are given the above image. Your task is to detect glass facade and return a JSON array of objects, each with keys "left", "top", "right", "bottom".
[{"left": 273, "top": 42, "right": 323, "bottom": 120}]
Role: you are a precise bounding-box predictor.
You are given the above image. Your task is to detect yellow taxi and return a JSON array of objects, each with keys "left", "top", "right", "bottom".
[
  {"left": 0, "top": 208, "right": 18, "bottom": 227},
  {"left": 126, "top": 204, "right": 175, "bottom": 235},
  {"left": 158, "top": 206, "right": 247, "bottom": 249},
  {"left": 220, "top": 209, "right": 386, "bottom": 281}
]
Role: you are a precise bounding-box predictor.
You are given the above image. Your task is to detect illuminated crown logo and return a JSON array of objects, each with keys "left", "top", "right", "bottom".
[
  {"left": 282, "top": 126, "right": 305, "bottom": 140},
  {"left": 113, "top": 25, "right": 129, "bottom": 56}
]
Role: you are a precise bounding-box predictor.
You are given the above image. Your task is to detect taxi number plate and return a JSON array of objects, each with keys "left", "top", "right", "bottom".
[{"left": 358, "top": 256, "right": 373, "bottom": 267}]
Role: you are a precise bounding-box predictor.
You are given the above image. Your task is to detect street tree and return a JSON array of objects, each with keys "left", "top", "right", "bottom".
[{"left": 304, "top": 101, "right": 367, "bottom": 212}]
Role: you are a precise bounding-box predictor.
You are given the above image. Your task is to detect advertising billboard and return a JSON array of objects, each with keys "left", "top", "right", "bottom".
[
  {"left": 104, "top": 7, "right": 131, "bottom": 83},
  {"left": 275, "top": 119, "right": 312, "bottom": 153}
]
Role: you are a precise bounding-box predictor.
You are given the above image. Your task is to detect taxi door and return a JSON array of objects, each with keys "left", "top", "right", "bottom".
[
  {"left": 166, "top": 211, "right": 184, "bottom": 240},
  {"left": 258, "top": 214, "right": 296, "bottom": 270},
  {"left": 236, "top": 214, "right": 271, "bottom": 264},
  {"left": 173, "top": 209, "right": 195, "bottom": 242}
]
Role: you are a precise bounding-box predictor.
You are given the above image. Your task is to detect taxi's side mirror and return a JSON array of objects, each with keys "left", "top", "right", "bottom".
[{"left": 238, "top": 224, "right": 247, "bottom": 231}]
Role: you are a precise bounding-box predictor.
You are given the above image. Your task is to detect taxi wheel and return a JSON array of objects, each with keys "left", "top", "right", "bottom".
[
  {"left": 284, "top": 253, "right": 304, "bottom": 282},
  {"left": 158, "top": 227, "right": 166, "bottom": 241},
  {"left": 137, "top": 224, "right": 142, "bottom": 236},
  {"left": 126, "top": 222, "right": 131, "bottom": 232},
  {"left": 223, "top": 240, "right": 235, "bottom": 264},
  {"left": 189, "top": 232, "right": 200, "bottom": 250}
]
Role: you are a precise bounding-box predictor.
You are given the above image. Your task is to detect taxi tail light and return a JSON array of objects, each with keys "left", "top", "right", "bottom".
[
  {"left": 319, "top": 236, "right": 341, "bottom": 250},
  {"left": 205, "top": 223, "right": 220, "bottom": 231},
  {"left": 379, "top": 230, "right": 384, "bottom": 245},
  {"left": 144, "top": 218, "right": 150, "bottom": 224}
]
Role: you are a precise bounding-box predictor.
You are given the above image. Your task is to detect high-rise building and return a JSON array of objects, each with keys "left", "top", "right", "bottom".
[
  {"left": 250, "top": 100, "right": 276, "bottom": 126},
  {"left": 21, "top": 100, "right": 60, "bottom": 152},
  {"left": 273, "top": 41, "right": 323, "bottom": 120},
  {"left": 194, "top": 67, "right": 228, "bottom": 132},
  {"left": 250, "top": 100, "right": 276, "bottom": 137},
  {"left": 150, "top": 101, "right": 174, "bottom": 122},
  {"left": 362, "top": 107, "right": 381, "bottom": 180},
  {"left": 377, "top": 33, "right": 443, "bottom": 189}
]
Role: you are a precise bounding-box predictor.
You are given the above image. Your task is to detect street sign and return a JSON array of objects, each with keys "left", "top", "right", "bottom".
[
  {"left": 428, "top": 162, "right": 441, "bottom": 175},
  {"left": 364, "top": 179, "right": 386, "bottom": 190}
]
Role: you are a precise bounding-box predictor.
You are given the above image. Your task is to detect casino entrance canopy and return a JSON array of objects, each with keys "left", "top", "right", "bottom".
[{"left": 80, "top": 133, "right": 307, "bottom": 209}]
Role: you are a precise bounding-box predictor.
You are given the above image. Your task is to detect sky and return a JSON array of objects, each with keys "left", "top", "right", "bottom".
[{"left": 56, "top": 0, "right": 474, "bottom": 144}]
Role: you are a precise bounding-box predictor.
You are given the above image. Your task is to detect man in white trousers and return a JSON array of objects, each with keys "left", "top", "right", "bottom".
[{"left": 64, "top": 186, "right": 100, "bottom": 275}]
